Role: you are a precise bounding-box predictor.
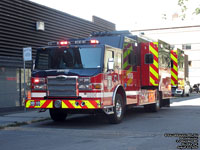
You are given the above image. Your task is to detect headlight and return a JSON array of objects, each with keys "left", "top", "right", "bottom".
[
  {"left": 78, "top": 77, "right": 91, "bottom": 91},
  {"left": 31, "top": 77, "right": 47, "bottom": 91},
  {"left": 32, "top": 85, "right": 47, "bottom": 90}
]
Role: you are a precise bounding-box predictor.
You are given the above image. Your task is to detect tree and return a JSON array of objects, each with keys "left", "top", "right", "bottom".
[{"left": 178, "top": 0, "right": 200, "bottom": 19}]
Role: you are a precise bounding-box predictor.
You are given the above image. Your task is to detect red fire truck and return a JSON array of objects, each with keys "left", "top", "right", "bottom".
[
  {"left": 25, "top": 31, "right": 171, "bottom": 124},
  {"left": 171, "top": 49, "right": 190, "bottom": 96}
]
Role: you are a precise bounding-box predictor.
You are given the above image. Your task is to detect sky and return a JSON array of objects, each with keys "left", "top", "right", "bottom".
[
  {"left": 30, "top": 0, "right": 200, "bottom": 31},
  {"left": 30, "top": 0, "right": 200, "bottom": 85}
]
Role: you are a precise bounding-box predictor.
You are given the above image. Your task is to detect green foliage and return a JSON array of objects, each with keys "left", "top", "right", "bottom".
[
  {"left": 178, "top": 0, "right": 188, "bottom": 20},
  {"left": 178, "top": 0, "right": 200, "bottom": 19},
  {"left": 193, "top": 8, "right": 200, "bottom": 15}
]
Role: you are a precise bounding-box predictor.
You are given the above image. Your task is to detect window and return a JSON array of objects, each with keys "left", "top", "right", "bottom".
[
  {"left": 104, "top": 50, "right": 114, "bottom": 71},
  {"left": 128, "top": 51, "right": 136, "bottom": 65},
  {"left": 182, "top": 44, "right": 191, "bottom": 50},
  {"left": 145, "top": 54, "right": 153, "bottom": 64},
  {"left": 35, "top": 47, "right": 102, "bottom": 70},
  {"left": 188, "top": 61, "right": 192, "bottom": 67},
  {"left": 116, "top": 53, "right": 122, "bottom": 69}
]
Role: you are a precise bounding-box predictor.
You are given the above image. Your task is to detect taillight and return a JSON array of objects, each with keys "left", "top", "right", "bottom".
[{"left": 31, "top": 77, "right": 46, "bottom": 91}]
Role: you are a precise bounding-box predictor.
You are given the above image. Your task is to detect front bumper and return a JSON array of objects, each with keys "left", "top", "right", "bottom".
[
  {"left": 174, "top": 90, "right": 183, "bottom": 95},
  {"left": 25, "top": 99, "right": 101, "bottom": 109}
]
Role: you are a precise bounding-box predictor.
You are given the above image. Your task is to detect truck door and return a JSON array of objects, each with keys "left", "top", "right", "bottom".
[
  {"left": 122, "top": 38, "right": 140, "bottom": 104},
  {"left": 103, "top": 46, "right": 122, "bottom": 106}
]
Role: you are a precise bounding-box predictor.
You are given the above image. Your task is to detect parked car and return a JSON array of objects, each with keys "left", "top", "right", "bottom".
[
  {"left": 193, "top": 84, "right": 199, "bottom": 93},
  {"left": 174, "top": 80, "right": 190, "bottom": 97}
]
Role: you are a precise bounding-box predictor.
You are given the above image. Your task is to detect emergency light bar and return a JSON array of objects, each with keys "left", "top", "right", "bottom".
[
  {"left": 48, "top": 39, "right": 100, "bottom": 46},
  {"left": 91, "top": 30, "right": 131, "bottom": 37},
  {"left": 60, "top": 41, "right": 69, "bottom": 46},
  {"left": 90, "top": 40, "right": 99, "bottom": 44}
]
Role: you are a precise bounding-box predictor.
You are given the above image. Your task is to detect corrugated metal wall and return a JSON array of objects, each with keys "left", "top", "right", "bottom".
[
  {"left": 0, "top": 0, "right": 115, "bottom": 67},
  {"left": 92, "top": 16, "right": 116, "bottom": 31}
]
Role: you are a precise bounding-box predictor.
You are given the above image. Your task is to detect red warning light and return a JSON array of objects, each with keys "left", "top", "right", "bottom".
[
  {"left": 59, "top": 41, "right": 69, "bottom": 46},
  {"left": 90, "top": 40, "right": 99, "bottom": 44},
  {"left": 33, "top": 78, "right": 40, "bottom": 84}
]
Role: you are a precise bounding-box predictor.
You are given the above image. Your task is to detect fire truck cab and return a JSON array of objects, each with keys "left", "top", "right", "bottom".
[{"left": 26, "top": 31, "right": 171, "bottom": 124}]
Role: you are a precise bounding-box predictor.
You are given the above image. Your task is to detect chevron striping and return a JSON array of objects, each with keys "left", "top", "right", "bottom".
[{"left": 150, "top": 66, "right": 159, "bottom": 79}]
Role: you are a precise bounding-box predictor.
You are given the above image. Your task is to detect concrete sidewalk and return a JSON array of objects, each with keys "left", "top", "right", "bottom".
[{"left": 0, "top": 110, "right": 50, "bottom": 129}]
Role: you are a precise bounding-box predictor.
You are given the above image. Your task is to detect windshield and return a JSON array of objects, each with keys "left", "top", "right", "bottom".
[{"left": 35, "top": 47, "right": 102, "bottom": 70}]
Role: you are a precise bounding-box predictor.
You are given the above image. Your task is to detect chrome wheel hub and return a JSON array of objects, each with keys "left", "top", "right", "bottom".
[{"left": 116, "top": 100, "right": 122, "bottom": 118}]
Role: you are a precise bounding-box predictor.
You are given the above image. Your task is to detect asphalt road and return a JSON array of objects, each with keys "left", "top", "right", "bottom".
[{"left": 1, "top": 94, "right": 200, "bottom": 150}]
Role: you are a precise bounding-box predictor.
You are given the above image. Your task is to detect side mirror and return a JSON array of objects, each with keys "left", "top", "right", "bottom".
[{"left": 108, "top": 58, "right": 114, "bottom": 70}]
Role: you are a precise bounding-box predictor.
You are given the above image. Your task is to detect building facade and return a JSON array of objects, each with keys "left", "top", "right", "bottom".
[
  {"left": 132, "top": 25, "right": 200, "bottom": 88},
  {"left": 0, "top": 0, "right": 115, "bottom": 108}
]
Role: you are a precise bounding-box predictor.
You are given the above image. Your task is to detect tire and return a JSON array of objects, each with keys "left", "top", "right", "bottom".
[
  {"left": 163, "top": 98, "right": 170, "bottom": 107},
  {"left": 108, "top": 94, "right": 125, "bottom": 124},
  {"left": 181, "top": 90, "right": 185, "bottom": 97},
  {"left": 144, "top": 91, "right": 160, "bottom": 112},
  {"left": 49, "top": 109, "right": 67, "bottom": 122},
  {"left": 144, "top": 99, "right": 160, "bottom": 112}
]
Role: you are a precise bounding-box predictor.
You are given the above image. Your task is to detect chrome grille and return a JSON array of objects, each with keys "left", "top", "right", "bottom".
[{"left": 47, "top": 76, "right": 77, "bottom": 97}]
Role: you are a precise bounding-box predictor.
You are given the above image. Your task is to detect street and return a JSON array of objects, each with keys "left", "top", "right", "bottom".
[{"left": 0, "top": 94, "right": 200, "bottom": 150}]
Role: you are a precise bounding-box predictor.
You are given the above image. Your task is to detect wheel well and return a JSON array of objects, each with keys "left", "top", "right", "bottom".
[{"left": 116, "top": 86, "right": 126, "bottom": 105}]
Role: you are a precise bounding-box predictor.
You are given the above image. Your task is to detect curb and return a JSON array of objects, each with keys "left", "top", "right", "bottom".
[{"left": 0, "top": 117, "right": 50, "bottom": 130}]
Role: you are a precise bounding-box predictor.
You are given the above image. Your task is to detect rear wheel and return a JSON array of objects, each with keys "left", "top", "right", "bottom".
[
  {"left": 162, "top": 98, "right": 170, "bottom": 107},
  {"left": 49, "top": 109, "right": 67, "bottom": 122},
  {"left": 108, "top": 94, "right": 125, "bottom": 124},
  {"left": 181, "top": 90, "right": 185, "bottom": 97}
]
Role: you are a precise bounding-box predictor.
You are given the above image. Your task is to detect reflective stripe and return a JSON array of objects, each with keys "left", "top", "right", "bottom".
[
  {"left": 171, "top": 54, "right": 178, "bottom": 63},
  {"left": 31, "top": 92, "right": 46, "bottom": 98},
  {"left": 79, "top": 91, "right": 140, "bottom": 98},
  {"left": 123, "top": 61, "right": 128, "bottom": 70},
  {"left": 62, "top": 100, "right": 100, "bottom": 109},
  {"left": 150, "top": 66, "right": 159, "bottom": 79},
  {"left": 171, "top": 71, "right": 178, "bottom": 80},
  {"left": 25, "top": 100, "right": 53, "bottom": 108},
  {"left": 173, "top": 64, "right": 178, "bottom": 72},
  {"left": 26, "top": 100, "right": 100, "bottom": 109},
  {"left": 126, "top": 91, "right": 139, "bottom": 96},
  {"left": 171, "top": 79, "right": 175, "bottom": 86},
  {"left": 69, "top": 100, "right": 82, "bottom": 109},
  {"left": 150, "top": 45, "right": 158, "bottom": 58},
  {"left": 84, "top": 101, "right": 95, "bottom": 109},
  {"left": 171, "top": 50, "right": 178, "bottom": 86},
  {"left": 153, "top": 60, "right": 158, "bottom": 68},
  {"left": 79, "top": 92, "right": 113, "bottom": 98},
  {"left": 62, "top": 101, "right": 69, "bottom": 108},
  {"left": 150, "top": 77, "right": 158, "bottom": 86},
  {"left": 149, "top": 42, "right": 159, "bottom": 86}
]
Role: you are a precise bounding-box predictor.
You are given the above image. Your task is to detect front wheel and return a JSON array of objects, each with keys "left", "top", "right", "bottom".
[
  {"left": 49, "top": 109, "right": 68, "bottom": 122},
  {"left": 108, "top": 94, "right": 125, "bottom": 124}
]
